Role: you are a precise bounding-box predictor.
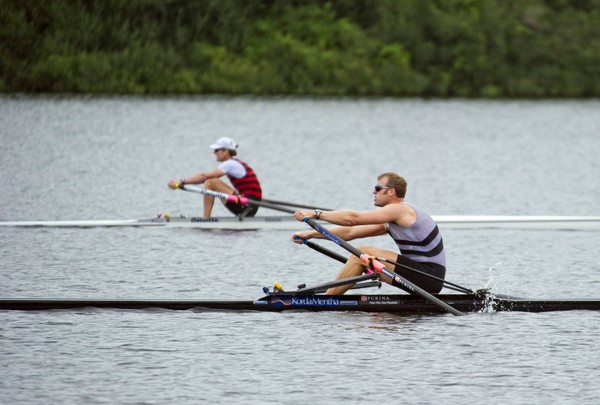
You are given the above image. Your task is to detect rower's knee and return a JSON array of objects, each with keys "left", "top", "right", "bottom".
[
  {"left": 347, "top": 255, "right": 363, "bottom": 265},
  {"left": 204, "top": 178, "right": 218, "bottom": 189},
  {"left": 347, "top": 255, "right": 370, "bottom": 274}
]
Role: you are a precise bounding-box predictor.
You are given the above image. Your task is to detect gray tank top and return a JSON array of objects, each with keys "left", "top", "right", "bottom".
[{"left": 385, "top": 203, "right": 446, "bottom": 267}]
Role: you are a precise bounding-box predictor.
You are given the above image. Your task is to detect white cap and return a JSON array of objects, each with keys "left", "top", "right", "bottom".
[{"left": 209, "top": 137, "right": 237, "bottom": 150}]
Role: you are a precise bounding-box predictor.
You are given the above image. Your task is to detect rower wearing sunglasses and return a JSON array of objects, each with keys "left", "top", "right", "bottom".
[
  {"left": 292, "top": 172, "right": 445, "bottom": 295},
  {"left": 167, "top": 137, "right": 262, "bottom": 218}
]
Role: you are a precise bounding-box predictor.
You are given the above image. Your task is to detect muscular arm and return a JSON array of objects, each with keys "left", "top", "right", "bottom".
[
  {"left": 182, "top": 168, "right": 225, "bottom": 184},
  {"left": 292, "top": 223, "right": 386, "bottom": 243},
  {"left": 168, "top": 168, "right": 225, "bottom": 188},
  {"left": 292, "top": 203, "right": 415, "bottom": 242},
  {"left": 309, "top": 204, "right": 414, "bottom": 227},
  {"left": 333, "top": 223, "right": 388, "bottom": 240}
]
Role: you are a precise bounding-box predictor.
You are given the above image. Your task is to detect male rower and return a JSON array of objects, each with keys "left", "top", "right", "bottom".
[
  {"left": 167, "top": 137, "right": 262, "bottom": 218},
  {"left": 292, "top": 172, "right": 445, "bottom": 295}
]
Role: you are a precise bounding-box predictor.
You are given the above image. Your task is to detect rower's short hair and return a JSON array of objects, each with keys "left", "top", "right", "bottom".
[{"left": 378, "top": 172, "right": 407, "bottom": 198}]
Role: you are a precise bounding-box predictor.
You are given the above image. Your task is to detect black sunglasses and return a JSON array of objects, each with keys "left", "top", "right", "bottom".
[
  {"left": 213, "top": 148, "right": 227, "bottom": 153},
  {"left": 374, "top": 185, "right": 391, "bottom": 192}
]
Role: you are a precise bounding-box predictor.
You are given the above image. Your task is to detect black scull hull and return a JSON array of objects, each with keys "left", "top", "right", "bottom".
[{"left": 2, "top": 294, "right": 600, "bottom": 313}]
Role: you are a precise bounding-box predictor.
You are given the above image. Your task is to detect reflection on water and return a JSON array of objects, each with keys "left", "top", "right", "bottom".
[{"left": 364, "top": 312, "right": 433, "bottom": 330}]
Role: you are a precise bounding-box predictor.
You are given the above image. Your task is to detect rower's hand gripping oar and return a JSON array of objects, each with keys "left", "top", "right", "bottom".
[{"left": 300, "top": 217, "right": 465, "bottom": 316}]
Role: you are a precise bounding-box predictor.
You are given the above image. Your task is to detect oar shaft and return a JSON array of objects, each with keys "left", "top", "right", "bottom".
[
  {"left": 299, "top": 238, "right": 471, "bottom": 294},
  {"left": 295, "top": 238, "right": 347, "bottom": 264},
  {"left": 376, "top": 257, "right": 472, "bottom": 294},
  {"left": 302, "top": 218, "right": 464, "bottom": 316},
  {"left": 181, "top": 185, "right": 297, "bottom": 214},
  {"left": 260, "top": 198, "right": 334, "bottom": 211}
]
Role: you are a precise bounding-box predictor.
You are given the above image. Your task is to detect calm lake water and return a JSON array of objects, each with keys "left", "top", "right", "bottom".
[{"left": 1, "top": 95, "right": 600, "bottom": 404}]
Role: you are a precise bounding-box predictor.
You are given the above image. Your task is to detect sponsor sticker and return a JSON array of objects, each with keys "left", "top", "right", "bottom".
[
  {"left": 395, "top": 276, "right": 415, "bottom": 292},
  {"left": 359, "top": 295, "right": 402, "bottom": 305},
  {"left": 291, "top": 296, "right": 341, "bottom": 307},
  {"left": 270, "top": 296, "right": 341, "bottom": 307},
  {"left": 191, "top": 217, "right": 218, "bottom": 223}
]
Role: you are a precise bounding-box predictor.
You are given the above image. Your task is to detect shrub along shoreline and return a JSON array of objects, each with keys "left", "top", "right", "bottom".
[{"left": 2, "top": 0, "right": 600, "bottom": 97}]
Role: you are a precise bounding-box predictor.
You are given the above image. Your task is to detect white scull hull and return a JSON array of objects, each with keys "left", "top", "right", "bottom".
[
  {"left": 0, "top": 215, "right": 599, "bottom": 230},
  {"left": 435, "top": 215, "right": 600, "bottom": 230}
]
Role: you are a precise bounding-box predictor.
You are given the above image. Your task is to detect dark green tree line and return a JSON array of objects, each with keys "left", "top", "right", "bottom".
[{"left": 1, "top": 0, "right": 599, "bottom": 97}]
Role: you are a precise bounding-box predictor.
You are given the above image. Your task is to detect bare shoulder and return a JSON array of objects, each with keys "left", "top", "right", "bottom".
[
  {"left": 394, "top": 203, "right": 417, "bottom": 227},
  {"left": 370, "top": 203, "right": 412, "bottom": 222},
  {"left": 350, "top": 203, "right": 414, "bottom": 226}
]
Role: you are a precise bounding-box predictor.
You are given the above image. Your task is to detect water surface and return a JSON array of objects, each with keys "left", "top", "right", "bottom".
[{"left": 1, "top": 96, "right": 599, "bottom": 404}]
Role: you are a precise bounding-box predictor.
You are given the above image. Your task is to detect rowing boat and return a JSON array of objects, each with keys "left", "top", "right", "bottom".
[
  {"left": 2, "top": 292, "right": 600, "bottom": 313},
  {"left": 2, "top": 270, "right": 599, "bottom": 313},
  {"left": 4, "top": 187, "right": 597, "bottom": 314},
  {"left": 1, "top": 215, "right": 599, "bottom": 230},
  {"left": 4, "top": 185, "right": 597, "bottom": 229}
]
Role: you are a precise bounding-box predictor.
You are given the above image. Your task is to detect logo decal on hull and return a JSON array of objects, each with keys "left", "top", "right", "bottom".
[
  {"left": 271, "top": 296, "right": 343, "bottom": 307},
  {"left": 191, "top": 217, "right": 219, "bottom": 223}
]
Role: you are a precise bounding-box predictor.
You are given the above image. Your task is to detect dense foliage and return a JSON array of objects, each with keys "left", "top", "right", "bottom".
[{"left": 2, "top": 0, "right": 600, "bottom": 97}]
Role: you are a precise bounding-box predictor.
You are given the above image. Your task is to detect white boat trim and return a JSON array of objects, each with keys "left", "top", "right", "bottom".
[
  {"left": 0, "top": 219, "right": 148, "bottom": 227},
  {"left": 433, "top": 215, "right": 600, "bottom": 230},
  {"left": 0, "top": 215, "right": 599, "bottom": 230}
]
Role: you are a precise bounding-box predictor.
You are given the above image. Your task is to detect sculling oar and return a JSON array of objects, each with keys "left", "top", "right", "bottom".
[
  {"left": 293, "top": 236, "right": 347, "bottom": 264},
  {"left": 179, "top": 185, "right": 311, "bottom": 213},
  {"left": 295, "top": 237, "right": 471, "bottom": 294},
  {"left": 260, "top": 198, "right": 334, "bottom": 211},
  {"left": 178, "top": 185, "right": 333, "bottom": 212},
  {"left": 300, "top": 217, "right": 465, "bottom": 316},
  {"left": 375, "top": 257, "right": 473, "bottom": 294}
]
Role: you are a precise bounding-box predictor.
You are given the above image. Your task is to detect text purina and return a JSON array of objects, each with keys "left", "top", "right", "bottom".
[{"left": 364, "top": 295, "right": 392, "bottom": 301}]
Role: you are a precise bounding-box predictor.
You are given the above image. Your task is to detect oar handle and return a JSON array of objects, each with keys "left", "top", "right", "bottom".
[{"left": 302, "top": 217, "right": 464, "bottom": 316}]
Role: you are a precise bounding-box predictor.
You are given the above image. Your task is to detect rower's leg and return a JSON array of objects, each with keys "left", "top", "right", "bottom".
[
  {"left": 326, "top": 255, "right": 363, "bottom": 295},
  {"left": 326, "top": 246, "right": 398, "bottom": 295},
  {"left": 203, "top": 194, "right": 215, "bottom": 218},
  {"left": 203, "top": 179, "right": 235, "bottom": 218},
  {"left": 359, "top": 246, "right": 401, "bottom": 286}
]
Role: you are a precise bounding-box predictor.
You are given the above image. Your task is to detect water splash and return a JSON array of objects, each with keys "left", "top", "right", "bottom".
[
  {"left": 478, "top": 289, "right": 497, "bottom": 313},
  {"left": 484, "top": 252, "right": 530, "bottom": 294},
  {"left": 480, "top": 253, "right": 527, "bottom": 313}
]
